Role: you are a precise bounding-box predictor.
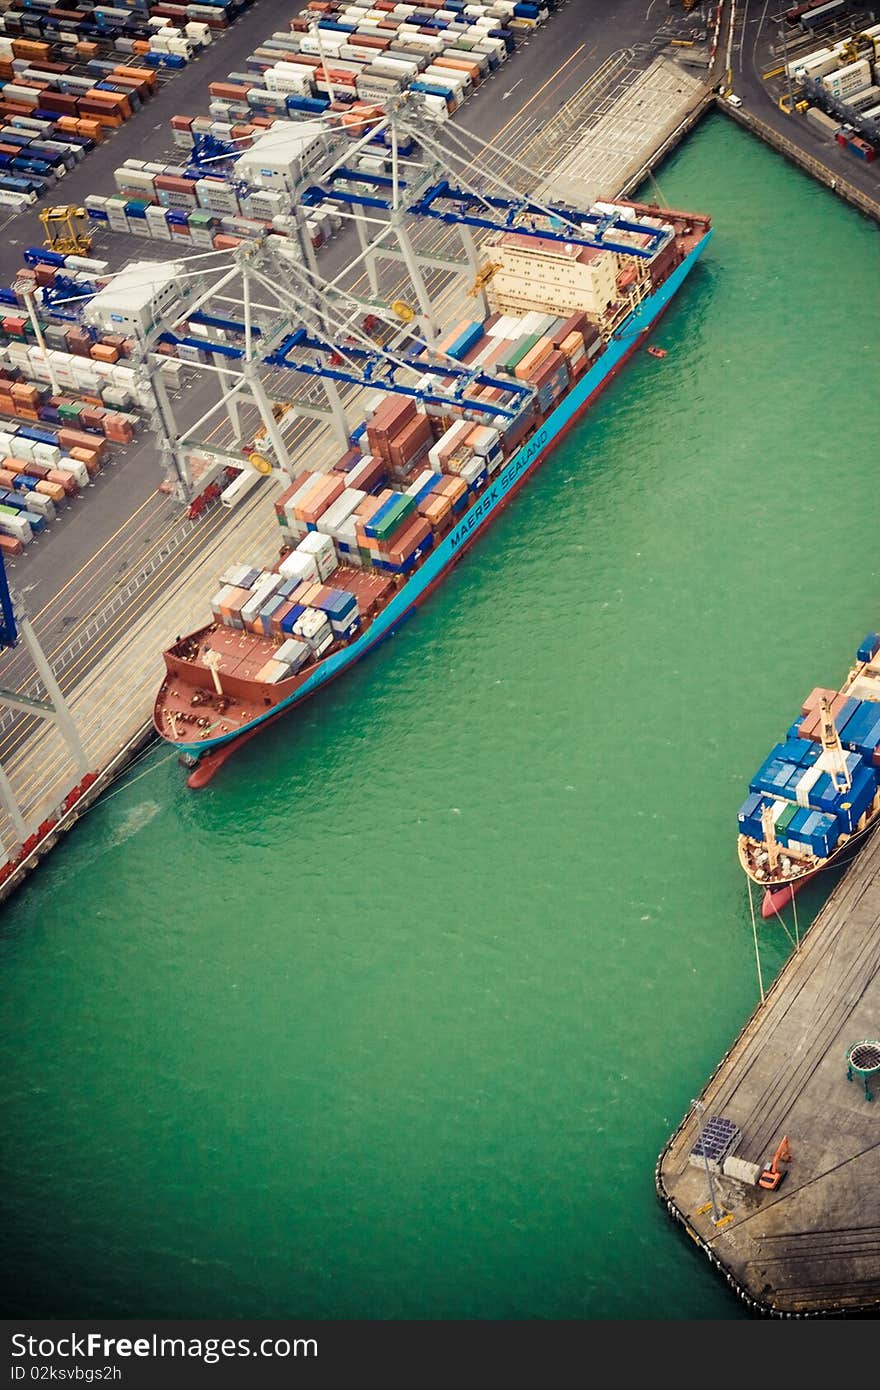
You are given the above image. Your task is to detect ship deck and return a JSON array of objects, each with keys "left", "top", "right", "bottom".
[
  {"left": 155, "top": 565, "right": 400, "bottom": 738},
  {"left": 658, "top": 828, "right": 880, "bottom": 1317}
]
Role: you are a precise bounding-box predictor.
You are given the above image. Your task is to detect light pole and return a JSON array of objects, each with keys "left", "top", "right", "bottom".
[
  {"left": 692, "top": 1098, "right": 723, "bottom": 1223},
  {"left": 779, "top": 24, "right": 795, "bottom": 116}
]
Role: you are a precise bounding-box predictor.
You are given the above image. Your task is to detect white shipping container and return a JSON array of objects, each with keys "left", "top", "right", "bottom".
[
  {"left": 57, "top": 457, "right": 89, "bottom": 489},
  {"left": 372, "top": 56, "right": 420, "bottom": 80},
  {"left": 0, "top": 514, "right": 32, "bottom": 544},
  {"left": 423, "top": 65, "right": 468, "bottom": 94},
  {"left": 185, "top": 21, "right": 211, "bottom": 45},
  {"left": 276, "top": 637, "right": 309, "bottom": 671},
  {"left": 33, "top": 443, "right": 62, "bottom": 467},
  {"left": 21, "top": 491, "right": 54, "bottom": 521},
  {"left": 297, "top": 528, "right": 336, "bottom": 562},
  {"left": 220, "top": 468, "right": 263, "bottom": 508},
  {"left": 795, "top": 764, "right": 823, "bottom": 808},
  {"left": 459, "top": 457, "right": 485, "bottom": 486},
  {"left": 417, "top": 94, "right": 451, "bottom": 119},
  {"left": 317, "top": 487, "right": 367, "bottom": 537},
  {"left": 405, "top": 468, "right": 435, "bottom": 496},
  {"left": 822, "top": 58, "right": 871, "bottom": 95},
  {"left": 468, "top": 427, "right": 500, "bottom": 457},
  {"left": 279, "top": 549, "right": 319, "bottom": 584},
  {"left": 241, "top": 575, "right": 282, "bottom": 626},
  {"left": 106, "top": 206, "right": 130, "bottom": 234},
  {"left": 790, "top": 46, "right": 833, "bottom": 79}
]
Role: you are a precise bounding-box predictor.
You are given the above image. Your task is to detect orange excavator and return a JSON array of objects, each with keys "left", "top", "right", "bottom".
[{"left": 758, "top": 1136, "right": 792, "bottom": 1191}]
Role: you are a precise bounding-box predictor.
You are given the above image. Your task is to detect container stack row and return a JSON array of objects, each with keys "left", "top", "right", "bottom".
[
  {"left": 0, "top": 247, "right": 175, "bottom": 553},
  {"left": 787, "top": 22, "right": 880, "bottom": 154},
  {"left": 411, "top": 307, "right": 600, "bottom": 437},
  {"left": 206, "top": 294, "right": 603, "bottom": 674},
  {"left": 207, "top": 0, "right": 533, "bottom": 122},
  {"left": 0, "top": 258, "right": 154, "bottom": 402},
  {"left": 0, "top": 415, "right": 109, "bottom": 552},
  {"left": 84, "top": 158, "right": 346, "bottom": 253},
  {"left": 0, "top": 3, "right": 250, "bottom": 205},
  {"left": 90, "top": 2, "right": 561, "bottom": 251}
]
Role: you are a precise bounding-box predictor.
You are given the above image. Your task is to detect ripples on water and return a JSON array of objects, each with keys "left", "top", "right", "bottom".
[{"left": 0, "top": 116, "right": 876, "bottom": 1319}]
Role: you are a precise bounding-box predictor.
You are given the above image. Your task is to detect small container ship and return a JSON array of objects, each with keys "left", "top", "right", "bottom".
[
  {"left": 738, "top": 633, "right": 880, "bottom": 919},
  {"left": 153, "top": 198, "right": 713, "bottom": 785}
]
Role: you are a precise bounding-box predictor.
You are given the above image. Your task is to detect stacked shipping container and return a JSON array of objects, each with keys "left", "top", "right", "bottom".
[{"left": 738, "top": 638, "right": 880, "bottom": 864}]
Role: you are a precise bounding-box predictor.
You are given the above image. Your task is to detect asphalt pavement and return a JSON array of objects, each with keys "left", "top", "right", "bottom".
[{"left": 730, "top": 0, "right": 880, "bottom": 203}]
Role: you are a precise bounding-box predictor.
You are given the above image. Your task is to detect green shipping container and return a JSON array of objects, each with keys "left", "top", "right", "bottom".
[
  {"left": 373, "top": 494, "right": 416, "bottom": 543},
  {"left": 776, "top": 803, "right": 798, "bottom": 835},
  {"left": 503, "top": 332, "right": 541, "bottom": 374}
]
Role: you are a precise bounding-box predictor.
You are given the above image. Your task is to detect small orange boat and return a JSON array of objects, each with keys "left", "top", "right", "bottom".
[{"left": 647, "top": 345, "right": 667, "bottom": 359}]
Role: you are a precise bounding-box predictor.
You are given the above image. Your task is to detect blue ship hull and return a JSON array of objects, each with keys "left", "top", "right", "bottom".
[{"left": 170, "top": 230, "right": 712, "bottom": 760}]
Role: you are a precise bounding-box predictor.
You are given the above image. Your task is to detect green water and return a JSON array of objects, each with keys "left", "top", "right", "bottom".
[{"left": 2, "top": 115, "right": 878, "bottom": 1321}]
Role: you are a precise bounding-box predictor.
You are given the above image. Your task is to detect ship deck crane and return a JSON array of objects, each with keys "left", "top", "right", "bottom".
[{"left": 819, "top": 696, "right": 852, "bottom": 792}]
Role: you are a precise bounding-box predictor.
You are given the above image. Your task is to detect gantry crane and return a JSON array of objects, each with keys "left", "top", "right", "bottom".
[{"left": 39, "top": 205, "right": 92, "bottom": 255}]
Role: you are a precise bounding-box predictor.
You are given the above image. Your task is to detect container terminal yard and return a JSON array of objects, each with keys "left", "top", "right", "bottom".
[
  {"left": 2, "top": 0, "right": 880, "bottom": 1324},
  {"left": 0, "top": 0, "right": 718, "bottom": 887}
]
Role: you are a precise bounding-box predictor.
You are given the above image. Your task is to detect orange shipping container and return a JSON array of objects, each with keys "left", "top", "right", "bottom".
[
  {"left": 208, "top": 82, "right": 250, "bottom": 101},
  {"left": 78, "top": 108, "right": 123, "bottom": 130},
  {"left": 295, "top": 474, "right": 344, "bottom": 523},
  {"left": 35, "top": 479, "right": 65, "bottom": 504},
  {"left": 114, "top": 65, "right": 157, "bottom": 90},
  {"left": 433, "top": 56, "right": 481, "bottom": 85},
  {"left": 417, "top": 492, "right": 451, "bottom": 525},
  {"left": 219, "top": 586, "right": 251, "bottom": 621},
  {"left": 559, "top": 330, "right": 584, "bottom": 360},
  {"left": 69, "top": 448, "right": 101, "bottom": 477},
  {"left": 47, "top": 469, "right": 79, "bottom": 496},
  {"left": 514, "top": 337, "right": 553, "bottom": 381}
]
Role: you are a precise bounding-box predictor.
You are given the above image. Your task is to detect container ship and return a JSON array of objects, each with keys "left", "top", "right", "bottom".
[
  {"left": 153, "top": 198, "right": 713, "bottom": 785},
  {"left": 738, "top": 633, "right": 880, "bottom": 919}
]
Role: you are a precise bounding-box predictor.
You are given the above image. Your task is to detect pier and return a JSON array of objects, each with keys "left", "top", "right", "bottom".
[{"left": 657, "top": 835, "right": 880, "bottom": 1318}]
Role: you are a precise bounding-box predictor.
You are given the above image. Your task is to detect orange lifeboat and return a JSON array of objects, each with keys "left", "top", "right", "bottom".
[{"left": 647, "top": 346, "right": 667, "bottom": 359}]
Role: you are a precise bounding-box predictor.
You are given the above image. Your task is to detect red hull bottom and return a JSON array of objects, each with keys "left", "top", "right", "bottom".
[
  {"left": 761, "top": 877, "right": 810, "bottom": 920},
  {"left": 185, "top": 736, "right": 258, "bottom": 788}
]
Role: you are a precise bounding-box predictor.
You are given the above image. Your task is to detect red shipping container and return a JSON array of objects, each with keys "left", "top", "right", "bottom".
[{"left": 386, "top": 515, "right": 431, "bottom": 565}]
